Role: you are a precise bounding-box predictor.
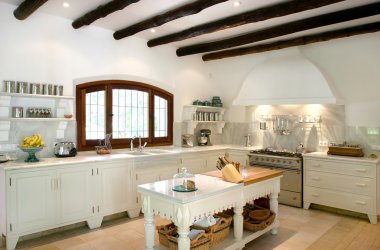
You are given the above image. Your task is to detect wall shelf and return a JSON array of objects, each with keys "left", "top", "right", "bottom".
[
  {"left": 0, "top": 92, "right": 75, "bottom": 100},
  {"left": 182, "top": 105, "right": 226, "bottom": 134},
  {"left": 1, "top": 118, "right": 76, "bottom": 122}
]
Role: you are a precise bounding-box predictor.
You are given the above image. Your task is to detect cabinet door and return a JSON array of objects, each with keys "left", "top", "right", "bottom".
[
  {"left": 100, "top": 163, "right": 134, "bottom": 216},
  {"left": 159, "top": 166, "right": 179, "bottom": 181},
  {"left": 8, "top": 170, "right": 56, "bottom": 234},
  {"left": 181, "top": 157, "right": 205, "bottom": 174},
  {"left": 57, "top": 166, "right": 94, "bottom": 223},
  {"left": 205, "top": 155, "right": 220, "bottom": 172}
]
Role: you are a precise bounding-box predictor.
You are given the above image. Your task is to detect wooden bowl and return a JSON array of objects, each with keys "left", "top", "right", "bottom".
[{"left": 249, "top": 209, "right": 270, "bottom": 221}]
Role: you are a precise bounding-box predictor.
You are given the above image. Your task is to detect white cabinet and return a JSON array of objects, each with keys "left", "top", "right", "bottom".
[
  {"left": 57, "top": 167, "right": 94, "bottom": 223},
  {"left": 7, "top": 170, "right": 56, "bottom": 234},
  {"left": 181, "top": 156, "right": 205, "bottom": 174},
  {"left": 303, "top": 153, "right": 379, "bottom": 224},
  {"left": 181, "top": 150, "right": 227, "bottom": 174},
  {"left": 97, "top": 160, "right": 135, "bottom": 217},
  {"left": 5, "top": 164, "right": 95, "bottom": 250}
]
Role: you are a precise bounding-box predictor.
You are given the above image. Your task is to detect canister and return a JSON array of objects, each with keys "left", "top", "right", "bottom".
[
  {"left": 58, "top": 85, "right": 63, "bottom": 96},
  {"left": 12, "top": 107, "right": 23, "bottom": 118},
  {"left": 53, "top": 85, "right": 60, "bottom": 96},
  {"left": 197, "top": 111, "right": 203, "bottom": 121},
  {"left": 209, "top": 112, "right": 215, "bottom": 121},
  {"left": 4, "top": 80, "right": 16, "bottom": 93},
  {"left": 29, "top": 83, "right": 41, "bottom": 94},
  {"left": 16, "top": 81, "right": 28, "bottom": 94},
  {"left": 203, "top": 112, "right": 209, "bottom": 121},
  {"left": 42, "top": 84, "right": 49, "bottom": 95},
  {"left": 214, "top": 112, "right": 219, "bottom": 121}
]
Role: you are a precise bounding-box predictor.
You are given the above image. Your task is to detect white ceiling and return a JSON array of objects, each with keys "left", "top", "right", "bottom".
[{"left": 1, "top": 0, "right": 380, "bottom": 50}]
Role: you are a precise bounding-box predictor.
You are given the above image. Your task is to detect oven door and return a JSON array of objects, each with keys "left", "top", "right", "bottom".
[{"left": 255, "top": 165, "right": 302, "bottom": 207}]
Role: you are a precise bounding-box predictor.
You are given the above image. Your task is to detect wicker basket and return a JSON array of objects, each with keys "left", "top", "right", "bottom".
[
  {"left": 157, "top": 222, "right": 176, "bottom": 247},
  {"left": 167, "top": 232, "right": 211, "bottom": 250},
  {"left": 327, "top": 146, "right": 364, "bottom": 157},
  {"left": 243, "top": 211, "right": 276, "bottom": 232},
  {"left": 192, "top": 213, "right": 232, "bottom": 246}
]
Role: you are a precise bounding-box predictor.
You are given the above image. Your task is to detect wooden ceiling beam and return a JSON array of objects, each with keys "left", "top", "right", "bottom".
[
  {"left": 148, "top": 0, "right": 345, "bottom": 47},
  {"left": 202, "top": 22, "right": 380, "bottom": 61},
  {"left": 176, "top": 2, "right": 380, "bottom": 57},
  {"left": 72, "top": 0, "right": 140, "bottom": 29},
  {"left": 13, "top": 0, "right": 49, "bottom": 20},
  {"left": 113, "top": 0, "right": 228, "bottom": 40}
]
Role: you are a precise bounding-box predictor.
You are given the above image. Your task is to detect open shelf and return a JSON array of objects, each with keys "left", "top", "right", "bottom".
[
  {"left": 182, "top": 105, "right": 226, "bottom": 134},
  {"left": 2, "top": 118, "right": 75, "bottom": 122},
  {"left": 0, "top": 92, "right": 75, "bottom": 100}
]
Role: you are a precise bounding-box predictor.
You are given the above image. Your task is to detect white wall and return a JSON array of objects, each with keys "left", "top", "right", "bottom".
[
  {"left": 0, "top": 2, "right": 220, "bottom": 123},
  {"left": 206, "top": 32, "right": 380, "bottom": 126}
]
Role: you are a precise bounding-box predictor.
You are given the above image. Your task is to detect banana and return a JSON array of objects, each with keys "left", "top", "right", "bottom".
[{"left": 20, "top": 134, "right": 44, "bottom": 148}]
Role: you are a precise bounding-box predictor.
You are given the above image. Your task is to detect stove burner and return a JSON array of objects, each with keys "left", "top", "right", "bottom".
[{"left": 250, "top": 148, "right": 302, "bottom": 158}]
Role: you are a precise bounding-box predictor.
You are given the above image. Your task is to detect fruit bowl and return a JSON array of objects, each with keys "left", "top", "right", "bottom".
[{"left": 18, "top": 146, "right": 44, "bottom": 162}]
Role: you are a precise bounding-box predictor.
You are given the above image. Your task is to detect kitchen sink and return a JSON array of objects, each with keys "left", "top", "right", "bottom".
[
  {"left": 114, "top": 151, "right": 152, "bottom": 156},
  {"left": 144, "top": 149, "right": 174, "bottom": 154}
]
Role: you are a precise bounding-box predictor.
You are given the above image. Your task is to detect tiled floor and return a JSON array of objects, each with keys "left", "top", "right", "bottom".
[{"left": 2, "top": 205, "right": 379, "bottom": 250}]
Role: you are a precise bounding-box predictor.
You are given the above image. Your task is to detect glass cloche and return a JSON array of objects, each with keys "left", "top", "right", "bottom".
[{"left": 172, "top": 167, "right": 197, "bottom": 192}]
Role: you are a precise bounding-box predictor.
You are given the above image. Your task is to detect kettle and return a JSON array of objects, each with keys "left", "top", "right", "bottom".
[{"left": 54, "top": 142, "right": 77, "bottom": 157}]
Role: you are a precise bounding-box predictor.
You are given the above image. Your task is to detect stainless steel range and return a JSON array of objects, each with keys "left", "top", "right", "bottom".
[{"left": 249, "top": 149, "right": 303, "bottom": 208}]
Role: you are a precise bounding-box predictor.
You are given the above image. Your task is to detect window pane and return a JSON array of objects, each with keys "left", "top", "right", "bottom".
[
  {"left": 112, "top": 89, "right": 148, "bottom": 139},
  {"left": 85, "top": 91, "right": 105, "bottom": 140},
  {"left": 154, "top": 95, "right": 168, "bottom": 137}
]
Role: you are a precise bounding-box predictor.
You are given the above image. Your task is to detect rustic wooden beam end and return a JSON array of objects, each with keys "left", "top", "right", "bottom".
[
  {"left": 177, "top": 2, "right": 380, "bottom": 57},
  {"left": 72, "top": 0, "right": 140, "bottom": 29},
  {"left": 13, "top": 0, "right": 49, "bottom": 20},
  {"left": 148, "top": 0, "right": 345, "bottom": 47},
  {"left": 113, "top": 0, "right": 228, "bottom": 40},
  {"left": 202, "top": 22, "right": 380, "bottom": 61}
]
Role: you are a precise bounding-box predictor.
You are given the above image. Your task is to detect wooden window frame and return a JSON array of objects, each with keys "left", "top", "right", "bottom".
[{"left": 76, "top": 80, "right": 173, "bottom": 151}]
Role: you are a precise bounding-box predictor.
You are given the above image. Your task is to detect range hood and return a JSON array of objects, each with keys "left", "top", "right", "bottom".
[{"left": 233, "top": 48, "right": 342, "bottom": 105}]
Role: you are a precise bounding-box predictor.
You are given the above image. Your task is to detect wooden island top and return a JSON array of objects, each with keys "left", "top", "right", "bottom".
[{"left": 202, "top": 166, "right": 283, "bottom": 186}]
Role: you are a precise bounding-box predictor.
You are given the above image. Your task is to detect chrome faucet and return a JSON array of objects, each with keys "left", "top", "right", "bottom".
[
  {"left": 245, "top": 134, "right": 251, "bottom": 147},
  {"left": 137, "top": 136, "right": 147, "bottom": 152},
  {"left": 130, "top": 136, "right": 136, "bottom": 151}
]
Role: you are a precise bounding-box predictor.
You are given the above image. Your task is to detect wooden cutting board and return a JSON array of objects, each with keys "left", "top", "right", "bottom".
[{"left": 202, "top": 166, "right": 283, "bottom": 186}]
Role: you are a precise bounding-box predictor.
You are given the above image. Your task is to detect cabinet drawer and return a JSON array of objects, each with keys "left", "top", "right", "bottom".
[
  {"left": 278, "top": 190, "right": 302, "bottom": 208},
  {"left": 304, "top": 186, "right": 375, "bottom": 214},
  {"left": 304, "top": 158, "right": 375, "bottom": 178},
  {"left": 305, "top": 170, "right": 375, "bottom": 196}
]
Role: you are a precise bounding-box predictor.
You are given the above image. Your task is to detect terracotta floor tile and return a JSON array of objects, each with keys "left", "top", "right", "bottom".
[{"left": 52, "top": 237, "right": 86, "bottom": 249}]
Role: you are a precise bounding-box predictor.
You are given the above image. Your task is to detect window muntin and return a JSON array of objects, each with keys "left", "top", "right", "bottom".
[
  {"left": 76, "top": 80, "right": 173, "bottom": 151},
  {"left": 85, "top": 90, "right": 105, "bottom": 140},
  {"left": 154, "top": 95, "right": 168, "bottom": 137},
  {"left": 112, "top": 89, "right": 148, "bottom": 139}
]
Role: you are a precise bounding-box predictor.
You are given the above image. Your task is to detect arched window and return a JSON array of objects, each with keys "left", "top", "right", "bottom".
[{"left": 76, "top": 80, "right": 173, "bottom": 151}]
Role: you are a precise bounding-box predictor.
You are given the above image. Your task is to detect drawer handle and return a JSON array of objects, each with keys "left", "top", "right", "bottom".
[
  {"left": 311, "top": 193, "right": 320, "bottom": 197},
  {"left": 312, "top": 164, "right": 321, "bottom": 167},
  {"left": 284, "top": 183, "right": 289, "bottom": 186},
  {"left": 356, "top": 168, "right": 367, "bottom": 173},
  {"left": 355, "top": 201, "right": 367, "bottom": 205},
  {"left": 355, "top": 183, "right": 367, "bottom": 187},
  {"left": 311, "top": 177, "right": 321, "bottom": 181}
]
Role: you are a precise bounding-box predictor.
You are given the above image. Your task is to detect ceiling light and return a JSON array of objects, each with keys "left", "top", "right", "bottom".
[
  {"left": 63, "top": 2, "right": 70, "bottom": 8},
  {"left": 150, "top": 28, "right": 156, "bottom": 33},
  {"left": 233, "top": 1, "right": 241, "bottom": 7}
]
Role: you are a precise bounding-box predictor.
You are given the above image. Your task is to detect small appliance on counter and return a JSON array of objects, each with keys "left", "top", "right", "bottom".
[
  {"left": 54, "top": 141, "right": 77, "bottom": 157},
  {"left": 198, "top": 129, "right": 212, "bottom": 146},
  {"left": 182, "top": 134, "right": 194, "bottom": 147}
]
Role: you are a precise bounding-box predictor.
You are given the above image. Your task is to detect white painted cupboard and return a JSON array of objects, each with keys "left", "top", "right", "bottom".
[{"left": 303, "top": 153, "right": 379, "bottom": 224}]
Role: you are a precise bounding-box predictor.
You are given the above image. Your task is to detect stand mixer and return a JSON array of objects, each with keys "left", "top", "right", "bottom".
[{"left": 198, "top": 129, "right": 212, "bottom": 146}]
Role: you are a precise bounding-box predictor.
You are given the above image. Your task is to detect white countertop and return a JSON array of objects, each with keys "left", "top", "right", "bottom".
[
  {"left": 303, "top": 151, "right": 380, "bottom": 164},
  {"left": 0, "top": 144, "right": 260, "bottom": 171},
  {"left": 138, "top": 174, "right": 242, "bottom": 204}
]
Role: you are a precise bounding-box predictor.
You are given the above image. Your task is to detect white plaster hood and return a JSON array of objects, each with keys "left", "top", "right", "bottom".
[{"left": 233, "top": 48, "right": 342, "bottom": 105}]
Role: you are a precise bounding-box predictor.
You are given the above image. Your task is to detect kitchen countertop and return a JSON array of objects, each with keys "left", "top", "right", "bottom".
[
  {"left": 304, "top": 151, "right": 379, "bottom": 164},
  {"left": 0, "top": 144, "right": 260, "bottom": 171}
]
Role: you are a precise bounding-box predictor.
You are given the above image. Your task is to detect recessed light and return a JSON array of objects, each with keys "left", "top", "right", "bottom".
[
  {"left": 63, "top": 2, "right": 70, "bottom": 8},
  {"left": 233, "top": 1, "right": 241, "bottom": 7},
  {"left": 150, "top": 28, "right": 156, "bottom": 33}
]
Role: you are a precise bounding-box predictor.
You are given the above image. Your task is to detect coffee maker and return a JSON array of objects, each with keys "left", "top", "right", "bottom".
[{"left": 198, "top": 129, "right": 212, "bottom": 146}]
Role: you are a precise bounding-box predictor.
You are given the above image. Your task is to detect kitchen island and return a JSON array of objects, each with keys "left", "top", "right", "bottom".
[{"left": 138, "top": 167, "right": 282, "bottom": 250}]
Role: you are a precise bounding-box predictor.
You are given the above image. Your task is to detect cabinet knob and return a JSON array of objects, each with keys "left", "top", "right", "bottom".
[
  {"left": 311, "top": 177, "right": 321, "bottom": 181},
  {"left": 311, "top": 193, "right": 320, "bottom": 197},
  {"left": 355, "top": 168, "right": 367, "bottom": 173},
  {"left": 355, "top": 201, "right": 366, "bottom": 205}
]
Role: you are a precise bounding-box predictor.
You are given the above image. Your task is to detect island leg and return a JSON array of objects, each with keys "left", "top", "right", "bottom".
[
  {"left": 177, "top": 225, "right": 191, "bottom": 250},
  {"left": 144, "top": 210, "right": 155, "bottom": 250},
  {"left": 269, "top": 192, "right": 279, "bottom": 235},
  {"left": 233, "top": 204, "right": 244, "bottom": 244}
]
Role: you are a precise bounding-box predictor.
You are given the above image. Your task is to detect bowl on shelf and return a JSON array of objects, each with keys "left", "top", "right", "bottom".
[
  {"left": 18, "top": 146, "right": 44, "bottom": 162},
  {"left": 64, "top": 114, "right": 73, "bottom": 119}
]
